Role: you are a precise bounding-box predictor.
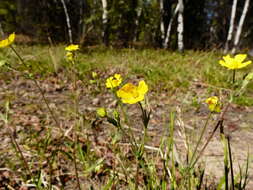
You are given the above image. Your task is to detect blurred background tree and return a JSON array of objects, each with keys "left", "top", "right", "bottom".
[{"left": 0, "top": 0, "right": 252, "bottom": 51}]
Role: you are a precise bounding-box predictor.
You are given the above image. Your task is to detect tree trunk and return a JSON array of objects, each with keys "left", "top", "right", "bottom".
[
  {"left": 78, "top": 0, "right": 86, "bottom": 44},
  {"left": 60, "top": 0, "right": 73, "bottom": 44},
  {"left": 0, "top": 22, "right": 4, "bottom": 37},
  {"left": 232, "top": 0, "right": 250, "bottom": 54},
  {"left": 177, "top": 0, "right": 184, "bottom": 53},
  {"left": 163, "top": 3, "right": 179, "bottom": 48},
  {"left": 133, "top": 0, "right": 143, "bottom": 42},
  {"left": 101, "top": 0, "right": 109, "bottom": 46},
  {"left": 224, "top": 0, "right": 238, "bottom": 54},
  {"left": 160, "top": 0, "right": 165, "bottom": 42}
]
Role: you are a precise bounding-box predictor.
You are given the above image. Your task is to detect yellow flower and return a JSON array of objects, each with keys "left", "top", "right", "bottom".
[
  {"left": 205, "top": 96, "right": 221, "bottom": 113},
  {"left": 65, "top": 44, "right": 79, "bottom": 51},
  {"left": 219, "top": 54, "right": 252, "bottom": 70},
  {"left": 117, "top": 80, "right": 148, "bottom": 104},
  {"left": 106, "top": 74, "right": 122, "bottom": 89},
  {"left": 66, "top": 51, "right": 73, "bottom": 61},
  {"left": 97, "top": 107, "right": 107, "bottom": 117},
  {"left": 0, "top": 33, "right": 15, "bottom": 48}
]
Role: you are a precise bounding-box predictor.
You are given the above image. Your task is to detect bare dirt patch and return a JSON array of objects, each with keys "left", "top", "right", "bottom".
[{"left": 0, "top": 71, "right": 253, "bottom": 189}]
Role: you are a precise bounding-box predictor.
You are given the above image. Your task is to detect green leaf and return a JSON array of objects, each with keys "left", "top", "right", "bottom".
[
  {"left": 0, "top": 8, "right": 8, "bottom": 15},
  {"left": 102, "top": 176, "right": 115, "bottom": 190},
  {"left": 0, "top": 60, "right": 6, "bottom": 67}
]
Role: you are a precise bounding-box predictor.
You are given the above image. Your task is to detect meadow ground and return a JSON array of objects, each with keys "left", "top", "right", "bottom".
[{"left": 0, "top": 45, "right": 253, "bottom": 189}]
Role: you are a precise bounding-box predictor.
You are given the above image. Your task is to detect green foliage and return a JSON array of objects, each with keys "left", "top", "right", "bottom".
[{"left": 0, "top": 0, "right": 16, "bottom": 33}]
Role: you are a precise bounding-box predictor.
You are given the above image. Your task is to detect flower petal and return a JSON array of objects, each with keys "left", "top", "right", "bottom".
[
  {"left": 235, "top": 54, "right": 247, "bottom": 63},
  {"left": 238, "top": 60, "right": 252, "bottom": 69},
  {"left": 0, "top": 33, "right": 15, "bottom": 48},
  {"left": 138, "top": 80, "right": 148, "bottom": 95},
  {"left": 219, "top": 60, "right": 228, "bottom": 68},
  {"left": 65, "top": 44, "right": 79, "bottom": 51},
  {"left": 117, "top": 81, "right": 148, "bottom": 104},
  {"left": 223, "top": 55, "right": 232, "bottom": 63}
]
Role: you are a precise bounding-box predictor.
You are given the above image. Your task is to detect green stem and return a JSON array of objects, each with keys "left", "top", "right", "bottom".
[
  {"left": 73, "top": 134, "right": 82, "bottom": 190},
  {"left": 134, "top": 161, "right": 139, "bottom": 190},
  {"left": 232, "top": 70, "right": 236, "bottom": 84},
  {"left": 227, "top": 136, "right": 235, "bottom": 190},
  {"left": 70, "top": 59, "right": 82, "bottom": 190},
  {"left": 7, "top": 124, "right": 33, "bottom": 180},
  {"left": 189, "top": 112, "right": 212, "bottom": 167},
  {"left": 190, "top": 119, "right": 223, "bottom": 169}
]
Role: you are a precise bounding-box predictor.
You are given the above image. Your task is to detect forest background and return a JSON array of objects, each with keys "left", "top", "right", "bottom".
[{"left": 1, "top": 0, "right": 253, "bottom": 52}]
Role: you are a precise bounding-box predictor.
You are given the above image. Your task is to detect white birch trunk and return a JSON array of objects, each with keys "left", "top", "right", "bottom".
[
  {"left": 101, "top": 0, "right": 108, "bottom": 43},
  {"left": 163, "top": 3, "right": 179, "bottom": 48},
  {"left": 177, "top": 0, "right": 184, "bottom": 53},
  {"left": 133, "top": 0, "right": 143, "bottom": 42},
  {"left": 232, "top": 0, "right": 250, "bottom": 54},
  {"left": 160, "top": 0, "right": 165, "bottom": 41},
  {"left": 224, "top": 0, "right": 238, "bottom": 53},
  {"left": 60, "top": 0, "right": 73, "bottom": 43}
]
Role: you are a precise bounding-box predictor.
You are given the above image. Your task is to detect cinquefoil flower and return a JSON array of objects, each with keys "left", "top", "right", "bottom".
[
  {"left": 205, "top": 96, "right": 221, "bottom": 113},
  {"left": 0, "top": 33, "right": 15, "bottom": 48},
  {"left": 117, "top": 80, "right": 148, "bottom": 104},
  {"left": 106, "top": 74, "right": 122, "bottom": 89},
  {"left": 219, "top": 54, "right": 252, "bottom": 70},
  {"left": 65, "top": 44, "right": 79, "bottom": 51}
]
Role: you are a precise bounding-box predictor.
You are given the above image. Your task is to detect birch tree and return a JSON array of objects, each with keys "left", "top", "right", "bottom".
[
  {"left": 60, "top": 0, "right": 73, "bottom": 43},
  {"left": 160, "top": 0, "right": 165, "bottom": 42},
  {"left": 224, "top": 0, "right": 238, "bottom": 54},
  {"left": 101, "top": 0, "right": 109, "bottom": 46},
  {"left": 133, "top": 0, "right": 143, "bottom": 42},
  {"left": 78, "top": 0, "right": 86, "bottom": 44},
  {"left": 232, "top": 0, "right": 250, "bottom": 54},
  {"left": 177, "top": 0, "right": 184, "bottom": 53},
  {"left": 163, "top": 3, "right": 179, "bottom": 48}
]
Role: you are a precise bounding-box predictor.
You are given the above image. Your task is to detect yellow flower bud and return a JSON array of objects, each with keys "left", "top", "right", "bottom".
[{"left": 97, "top": 107, "right": 107, "bottom": 117}]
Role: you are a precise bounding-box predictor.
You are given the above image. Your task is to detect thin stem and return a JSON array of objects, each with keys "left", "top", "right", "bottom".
[
  {"left": 70, "top": 58, "right": 82, "bottom": 190},
  {"left": 6, "top": 124, "right": 33, "bottom": 179},
  {"left": 222, "top": 136, "right": 229, "bottom": 190},
  {"left": 232, "top": 70, "right": 236, "bottom": 84},
  {"left": 10, "top": 45, "right": 62, "bottom": 132},
  {"left": 134, "top": 161, "right": 139, "bottom": 190},
  {"left": 48, "top": 158, "right": 53, "bottom": 190},
  {"left": 190, "top": 101, "right": 231, "bottom": 169},
  {"left": 227, "top": 136, "right": 235, "bottom": 190},
  {"left": 189, "top": 112, "right": 212, "bottom": 167},
  {"left": 73, "top": 135, "right": 82, "bottom": 190},
  {"left": 3, "top": 101, "right": 33, "bottom": 180},
  {"left": 190, "top": 119, "right": 222, "bottom": 169}
]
